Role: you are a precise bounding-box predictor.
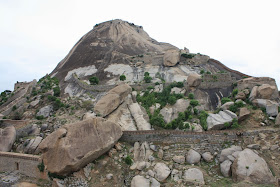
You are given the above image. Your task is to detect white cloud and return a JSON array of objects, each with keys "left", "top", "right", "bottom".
[{"left": 0, "top": 0, "right": 279, "bottom": 92}]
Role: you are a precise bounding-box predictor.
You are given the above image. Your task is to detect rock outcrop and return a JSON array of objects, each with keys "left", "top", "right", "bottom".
[
  {"left": 186, "top": 73, "right": 202, "bottom": 87},
  {"left": 163, "top": 49, "right": 180, "bottom": 67},
  {"left": 207, "top": 110, "right": 237, "bottom": 130},
  {"left": 183, "top": 168, "right": 205, "bottom": 185},
  {"left": 160, "top": 99, "right": 190, "bottom": 123},
  {"left": 232, "top": 149, "right": 275, "bottom": 184},
  {"left": 94, "top": 84, "right": 132, "bottom": 117},
  {"left": 39, "top": 117, "right": 122, "bottom": 175},
  {"left": 186, "top": 149, "right": 201, "bottom": 164},
  {"left": 153, "top": 163, "right": 171, "bottom": 182},
  {"left": 128, "top": 103, "right": 151, "bottom": 130},
  {"left": 131, "top": 175, "right": 150, "bottom": 187},
  {"left": 238, "top": 107, "right": 250, "bottom": 121},
  {"left": 0, "top": 125, "right": 16, "bottom": 152}
]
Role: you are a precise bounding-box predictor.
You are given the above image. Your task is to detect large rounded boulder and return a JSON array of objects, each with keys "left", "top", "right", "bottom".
[
  {"left": 0, "top": 125, "right": 16, "bottom": 152},
  {"left": 39, "top": 117, "right": 122, "bottom": 175},
  {"left": 232, "top": 149, "right": 275, "bottom": 184}
]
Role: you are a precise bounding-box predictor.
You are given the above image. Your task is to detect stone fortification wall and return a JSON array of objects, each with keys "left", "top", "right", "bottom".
[
  {"left": 121, "top": 129, "right": 279, "bottom": 160},
  {"left": 0, "top": 151, "right": 47, "bottom": 179},
  {"left": 71, "top": 73, "right": 172, "bottom": 92},
  {"left": 208, "top": 59, "right": 251, "bottom": 80},
  {"left": 199, "top": 73, "right": 236, "bottom": 89}
]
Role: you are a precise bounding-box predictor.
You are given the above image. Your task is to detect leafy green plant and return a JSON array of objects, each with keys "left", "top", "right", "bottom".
[
  {"left": 232, "top": 118, "right": 240, "bottom": 129},
  {"left": 188, "top": 93, "right": 194, "bottom": 99},
  {"left": 37, "top": 161, "right": 45, "bottom": 172},
  {"left": 120, "top": 74, "right": 126, "bottom": 81},
  {"left": 12, "top": 105, "right": 17, "bottom": 111},
  {"left": 232, "top": 89, "right": 238, "bottom": 97},
  {"left": 200, "top": 69, "right": 205, "bottom": 74},
  {"left": 190, "top": 100, "right": 199, "bottom": 107},
  {"left": 124, "top": 156, "right": 133, "bottom": 165},
  {"left": 89, "top": 76, "right": 99, "bottom": 85},
  {"left": 181, "top": 53, "right": 196, "bottom": 59},
  {"left": 199, "top": 110, "right": 208, "bottom": 130},
  {"left": 53, "top": 87, "right": 60, "bottom": 97},
  {"left": 221, "top": 97, "right": 232, "bottom": 105},
  {"left": 36, "top": 115, "right": 44, "bottom": 120}
]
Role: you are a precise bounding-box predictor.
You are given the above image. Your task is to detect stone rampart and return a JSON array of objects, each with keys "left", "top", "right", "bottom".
[
  {"left": 199, "top": 73, "right": 236, "bottom": 89},
  {"left": 0, "top": 151, "right": 47, "bottom": 179},
  {"left": 121, "top": 129, "right": 279, "bottom": 160}
]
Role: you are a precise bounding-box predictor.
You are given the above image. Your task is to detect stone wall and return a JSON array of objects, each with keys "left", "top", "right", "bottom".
[
  {"left": 0, "top": 151, "right": 47, "bottom": 179},
  {"left": 199, "top": 73, "right": 236, "bottom": 89},
  {"left": 121, "top": 129, "right": 279, "bottom": 160}
]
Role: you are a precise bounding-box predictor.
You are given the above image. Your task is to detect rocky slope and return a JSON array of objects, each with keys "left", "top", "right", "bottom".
[{"left": 0, "top": 19, "right": 280, "bottom": 186}]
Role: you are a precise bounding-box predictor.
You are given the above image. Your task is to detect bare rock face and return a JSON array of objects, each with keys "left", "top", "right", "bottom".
[
  {"left": 257, "top": 84, "right": 276, "bottom": 99},
  {"left": 276, "top": 113, "right": 280, "bottom": 125},
  {"left": 131, "top": 175, "right": 150, "bottom": 187},
  {"left": 219, "top": 146, "right": 242, "bottom": 163},
  {"left": 187, "top": 73, "right": 202, "bottom": 87},
  {"left": 163, "top": 49, "right": 180, "bottom": 67},
  {"left": 94, "top": 84, "right": 132, "bottom": 117},
  {"left": 39, "top": 117, "right": 122, "bottom": 175},
  {"left": 160, "top": 99, "right": 190, "bottom": 123},
  {"left": 207, "top": 110, "right": 237, "bottom": 130},
  {"left": 220, "top": 160, "right": 232, "bottom": 177},
  {"left": 238, "top": 77, "right": 279, "bottom": 100},
  {"left": 232, "top": 149, "right": 275, "bottom": 184},
  {"left": 128, "top": 103, "right": 151, "bottom": 130},
  {"left": 238, "top": 107, "right": 250, "bottom": 121},
  {"left": 183, "top": 168, "right": 205, "bottom": 185},
  {"left": 0, "top": 125, "right": 16, "bottom": 152},
  {"left": 186, "top": 149, "right": 201, "bottom": 164},
  {"left": 153, "top": 162, "right": 171, "bottom": 182}
]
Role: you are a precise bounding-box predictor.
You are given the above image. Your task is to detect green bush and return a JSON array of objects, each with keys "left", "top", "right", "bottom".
[
  {"left": 53, "top": 98, "right": 64, "bottom": 111},
  {"left": 120, "top": 74, "right": 126, "bottom": 81},
  {"left": 144, "top": 72, "right": 150, "bottom": 77},
  {"left": 221, "top": 97, "right": 232, "bottom": 105},
  {"left": 144, "top": 76, "right": 152, "bottom": 83},
  {"left": 199, "top": 111, "right": 208, "bottom": 131},
  {"left": 206, "top": 71, "right": 211, "bottom": 74},
  {"left": 53, "top": 87, "right": 60, "bottom": 97},
  {"left": 37, "top": 161, "right": 45, "bottom": 172},
  {"left": 48, "top": 95, "right": 57, "bottom": 101},
  {"left": 232, "top": 118, "right": 240, "bottom": 129},
  {"left": 181, "top": 53, "right": 196, "bottom": 59},
  {"left": 12, "top": 105, "right": 17, "bottom": 111},
  {"left": 124, "top": 156, "right": 133, "bottom": 165},
  {"left": 168, "top": 96, "right": 177, "bottom": 105},
  {"left": 176, "top": 82, "right": 184, "bottom": 88},
  {"left": 150, "top": 113, "right": 165, "bottom": 128},
  {"left": 232, "top": 89, "right": 238, "bottom": 97},
  {"left": 36, "top": 115, "right": 44, "bottom": 120},
  {"left": 190, "top": 100, "right": 199, "bottom": 107},
  {"left": 89, "top": 76, "right": 99, "bottom": 85},
  {"left": 200, "top": 69, "right": 205, "bottom": 74},
  {"left": 188, "top": 93, "right": 194, "bottom": 99}
]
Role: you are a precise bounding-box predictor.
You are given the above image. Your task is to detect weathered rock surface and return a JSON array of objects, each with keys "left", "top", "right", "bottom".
[
  {"left": 163, "top": 49, "right": 180, "bottom": 67},
  {"left": 25, "top": 136, "right": 42, "bottom": 154},
  {"left": 220, "top": 160, "right": 232, "bottom": 177},
  {"left": 36, "top": 105, "right": 53, "bottom": 118},
  {"left": 160, "top": 99, "right": 189, "bottom": 123},
  {"left": 183, "top": 168, "right": 205, "bottom": 185},
  {"left": 232, "top": 149, "right": 275, "bottom": 184},
  {"left": 94, "top": 84, "right": 132, "bottom": 117},
  {"left": 172, "top": 155, "right": 185, "bottom": 164},
  {"left": 128, "top": 103, "right": 151, "bottom": 130},
  {"left": 276, "top": 113, "right": 280, "bottom": 125},
  {"left": 39, "top": 117, "right": 122, "bottom": 175},
  {"left": 207, "top": 110, "right": 237, "bottom": 130},
  {"left": 131, "top": 175, "right": 150, "bottom": 187},
  {"left": 219, "top": 146, "right": 242, "bottom": 163},
  {"left": 257, "top": 84, "right": 276, "bottom": 99},
  {"left": 238, "top": 77, "right": 279, "bottom": 100},
  {"left": 252, "top": 99, "right": 279, "bottom": 116},
  {"left": 0, "top": 125, "right": 16, "bottom": 152},
  {"left": 238, "top": 107, "right": 250, "bottom": 121},
  {"left": 186, "top": 149, "right": 201, "bottom": 164},
  {"left": 202, "top": 152, "right": 213, "bottom": 162},
  {"left": 221, "top": 102, "right": 234, "bottom": 111},
  {"left": 82, "top": 112, "right": 96, "bottom": 120},
  {"left": 187, "top": 73, "right": 202, "bottom": 87},
  {"left": 153, "top": 162, "right": 171, "bottom": 182}
]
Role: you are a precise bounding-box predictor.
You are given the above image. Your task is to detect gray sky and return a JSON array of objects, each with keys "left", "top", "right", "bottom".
[{"left": 1, "top": 0, "right": 279, "bottom": 92}]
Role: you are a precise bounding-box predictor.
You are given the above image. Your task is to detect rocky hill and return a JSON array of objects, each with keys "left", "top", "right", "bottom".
[{"left": 0, "top": 19, "right": 280, "bottom": 186}]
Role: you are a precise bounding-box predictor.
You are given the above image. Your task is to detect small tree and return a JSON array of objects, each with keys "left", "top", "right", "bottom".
[
  {"left": 89, "top": 76, "right": 99, "bottom": 85},
  {"left": 120, "top": 74, "right": 126, "bottom": 81}
]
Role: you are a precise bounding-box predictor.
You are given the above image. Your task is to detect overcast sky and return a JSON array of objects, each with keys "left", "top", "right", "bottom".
[{"left": 0, "top": 0, "right": 279, "bottom": 92}]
